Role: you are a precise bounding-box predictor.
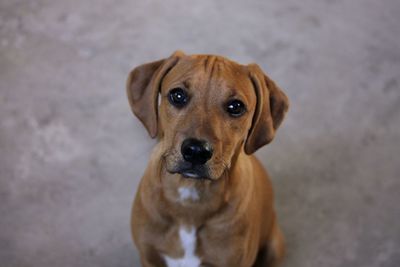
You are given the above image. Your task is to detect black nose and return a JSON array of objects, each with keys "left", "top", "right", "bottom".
[{"left": 181, "top": 138, "right": 213, "bottom": 165}]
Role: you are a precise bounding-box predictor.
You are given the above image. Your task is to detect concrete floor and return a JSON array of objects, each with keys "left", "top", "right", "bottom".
[{"left": 1, "top": 0, "right": 399, "bottom": 266}]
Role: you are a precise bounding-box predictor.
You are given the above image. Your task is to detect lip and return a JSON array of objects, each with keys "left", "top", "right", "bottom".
[
  {"left": 167, "top": 160, "right": 212, "bottom": 180},
  {"left": 181, "top": 170, "right": 203, "bottom": 179},
  {"left": 168, "top": 168, "right": 210, "bottom": 180}
]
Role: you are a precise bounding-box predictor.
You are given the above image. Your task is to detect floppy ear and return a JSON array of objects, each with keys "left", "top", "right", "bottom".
[
  {"left": 126, "top": 51, "right": 184, "bottom": 138},
  {"left": 245, "top": 64, "right": 289, "bottom": 154}
]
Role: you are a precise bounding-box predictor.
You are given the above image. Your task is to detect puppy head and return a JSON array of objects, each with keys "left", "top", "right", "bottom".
[{"left": 127, "top": 51, "right": 288, "bottom": 180}]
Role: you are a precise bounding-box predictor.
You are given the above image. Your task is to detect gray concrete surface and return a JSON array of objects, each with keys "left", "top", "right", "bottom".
[{"left": 1, "top": 0, "right": 399, "bottom": 266}]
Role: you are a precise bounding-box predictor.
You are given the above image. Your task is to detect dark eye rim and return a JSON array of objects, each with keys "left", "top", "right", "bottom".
[
  {"left": 168, "top": 87, "right": 189, "bottom": 108},
  {"left": 225, "top": 99, "right": 247, "bottom": 117}
]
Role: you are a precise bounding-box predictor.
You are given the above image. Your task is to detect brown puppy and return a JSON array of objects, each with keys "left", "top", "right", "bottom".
[{"left": 127, "top": 51, "right": 289, "bottom": 267}]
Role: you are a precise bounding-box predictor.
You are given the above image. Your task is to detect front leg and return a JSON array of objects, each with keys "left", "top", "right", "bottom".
[{"left": 252, "top": 220, "right": 285, "bottom": 267}]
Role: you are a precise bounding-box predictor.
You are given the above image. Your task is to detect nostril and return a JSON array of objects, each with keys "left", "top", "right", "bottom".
[
  {"left": 181, "top": 143, "right": 196, "bottom": 160},
  {"left": 181, "top": 138, "right": 213, "bottom": 165},
  {"left": 201, "top": 143, "right": 213, "bottom": 159}
]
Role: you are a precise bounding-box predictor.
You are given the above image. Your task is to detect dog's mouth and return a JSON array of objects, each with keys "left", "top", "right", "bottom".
[{"left": 168, "top": 161, "right": 211, "bottom": 180}]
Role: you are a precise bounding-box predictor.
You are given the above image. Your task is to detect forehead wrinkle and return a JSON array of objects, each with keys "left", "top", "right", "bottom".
[
  {"left": 202, "top": 60, "right": 231, "bottom": 106},
  {"left": 203, "top": 55, "right": 216, "bottom": 73},
  {"left": 226, "top": 65, "right": 255, "bottom": 103},
  {"left": 162, "top": 62, "right": 196, "bottom": 91},
  {"left": 204, "top": 56, "right": 227, "bottom": 85}
]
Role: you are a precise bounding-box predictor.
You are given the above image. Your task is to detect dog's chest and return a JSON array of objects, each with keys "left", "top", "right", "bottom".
[
  {"left": 178, "top": 186, "right": 199, "bottom": 202},
  {"left": 163, "top": 226, "right": 201, "bottom": 267}
]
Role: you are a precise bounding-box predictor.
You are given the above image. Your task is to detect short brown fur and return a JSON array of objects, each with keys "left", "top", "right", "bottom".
[{"left": 127, "top": 51, "right": 289, "bottom": 267}]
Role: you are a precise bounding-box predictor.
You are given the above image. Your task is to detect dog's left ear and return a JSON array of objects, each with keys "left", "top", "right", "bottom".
[
  {"left": 126, "top": 51, "right": 185, "bottom": 138},
  {"left": 245, "top": 64, "right": 289, "bottom": 154}
]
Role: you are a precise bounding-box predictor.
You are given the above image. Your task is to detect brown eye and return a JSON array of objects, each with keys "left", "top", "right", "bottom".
[
  {"left": 168, "top": 88, "right": 189, "bottom": 108},
  {"left": 226, "top": 99, "right": 246, "bottom": 117}
]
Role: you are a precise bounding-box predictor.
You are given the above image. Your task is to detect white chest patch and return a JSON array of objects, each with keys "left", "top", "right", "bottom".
[
  {"left": 164, "top": 226, "right": 201, "bottom": 267},
  {"left": 178, "top": 186, "right": 199, "bottom": 202}
]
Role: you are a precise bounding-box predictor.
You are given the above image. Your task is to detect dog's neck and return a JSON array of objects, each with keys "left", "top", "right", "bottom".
[{"left": 144, "top": 149, "right": 253, "bottom": 227}]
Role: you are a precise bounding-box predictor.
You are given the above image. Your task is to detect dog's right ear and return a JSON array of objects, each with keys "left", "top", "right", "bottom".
[{"left": 126, "top": 51, "right": 184, "bottom": 138}]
